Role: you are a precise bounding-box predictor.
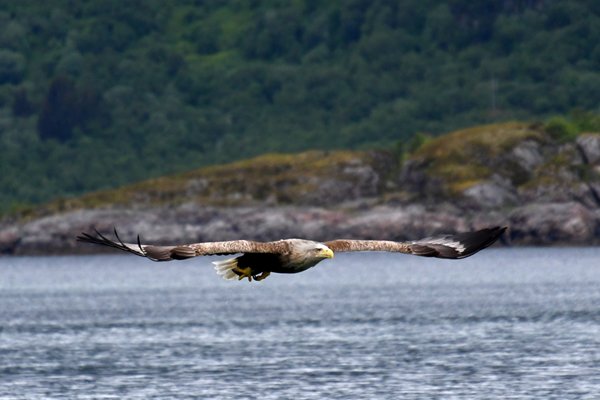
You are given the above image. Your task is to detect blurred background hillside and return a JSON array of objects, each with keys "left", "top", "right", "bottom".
[{"left": 1, "top": 0, "right": 599, "bottom": 213}]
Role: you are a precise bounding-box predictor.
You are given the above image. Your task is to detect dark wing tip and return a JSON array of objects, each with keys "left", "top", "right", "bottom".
[
  {"left": 77, "top": 228, "right": 149, "bottom": 259},
  {"left": 454, "top": 226, "right": 506, "bottom": 258},
  {"left": 411, "top": 226, "right": 507, "bottom": 259},
  {"left": 77, "top": 229, "right": 198, "bottom": 262}
]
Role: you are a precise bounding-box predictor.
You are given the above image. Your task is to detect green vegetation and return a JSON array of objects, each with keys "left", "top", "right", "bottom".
[
  {"left": 544, "top": 111, "right": 600, "bottom": 142},
  {"left": 1, "top": 1, "right": 600, "bottom": 212}
]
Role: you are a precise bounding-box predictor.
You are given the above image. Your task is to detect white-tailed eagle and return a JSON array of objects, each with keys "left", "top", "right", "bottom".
[{"left": 77, "top": 226, "right": 506, "bottom": 282}]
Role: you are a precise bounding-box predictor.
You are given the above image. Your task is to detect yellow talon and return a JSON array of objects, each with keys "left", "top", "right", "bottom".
[
  {"left": 233, "top": 266, "right": 253, "bottom": 282},
  {"left": 253, "top": 271, "right": 271, "bottom": 281}
]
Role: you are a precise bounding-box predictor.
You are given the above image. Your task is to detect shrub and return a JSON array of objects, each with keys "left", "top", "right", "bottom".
[{"left": 544, "top": 116, "right": 578, "bottom": 142}]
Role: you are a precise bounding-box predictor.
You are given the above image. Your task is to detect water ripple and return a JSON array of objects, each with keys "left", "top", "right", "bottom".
[{"left": 1, "top": 248, "right": 599, "bottom": 399}]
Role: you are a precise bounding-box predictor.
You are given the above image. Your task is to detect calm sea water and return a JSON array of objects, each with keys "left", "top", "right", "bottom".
[{"left": 1, "top": 248, "right": 599, "bottom": 399}]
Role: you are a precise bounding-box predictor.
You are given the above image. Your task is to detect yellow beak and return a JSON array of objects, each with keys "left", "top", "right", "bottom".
[{"left": 320, "top": 248, "right": 334, "bottom": 259}]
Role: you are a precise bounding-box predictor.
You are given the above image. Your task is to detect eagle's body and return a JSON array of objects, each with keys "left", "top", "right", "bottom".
[
  {"left": 77, "top": 226, "right": 506, "bottom": 282},
  {"left": 211, "top": 239, "right": 334, "bottom": 280},
  {"left": 237, "top": 239, "right": 333, "bottom": 274}
]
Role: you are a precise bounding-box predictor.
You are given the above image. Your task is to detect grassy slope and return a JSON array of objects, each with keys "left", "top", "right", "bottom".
[
  {"left": 412, "top": 122, "right": 544, "bottom": 193},
  {"left": 33, "top": 150, "right": 389, "bottom": 215}
]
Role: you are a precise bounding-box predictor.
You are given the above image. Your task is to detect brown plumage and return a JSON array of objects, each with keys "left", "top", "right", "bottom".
[
  {"left": 77, "top": 226, "right": 507, "bottom": 282},
  {"left": 326, "top": 226, "right": 506, "bottom": 259}
]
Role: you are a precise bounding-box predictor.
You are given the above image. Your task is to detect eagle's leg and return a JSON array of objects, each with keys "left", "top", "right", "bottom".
[
  {"left": 253, "top": 271, "right": 271, "bottom": 281},
  {"left": 233, "top": 266, "right": 253, "bottom": 282}
]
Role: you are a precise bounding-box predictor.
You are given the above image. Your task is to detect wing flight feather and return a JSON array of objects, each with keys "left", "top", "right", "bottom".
[
  {"left": 76, "top": 229, "right": 287, "bottom": 262},
  {"left": 325, "top": 226, "right": 506, "bottom": 259}
]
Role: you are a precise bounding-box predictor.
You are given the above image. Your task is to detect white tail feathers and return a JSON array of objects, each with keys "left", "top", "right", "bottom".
[{"left": 212, "top": 258, "right": 240, "bottom": 280}]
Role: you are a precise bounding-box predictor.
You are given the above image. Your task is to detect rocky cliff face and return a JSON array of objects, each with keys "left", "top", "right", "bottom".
[
  {"left": 1, "top": 123, "right": 599, "bottom": 254},
  {"left": 394, "top": 124, "right": 600, "bottom": 245}
]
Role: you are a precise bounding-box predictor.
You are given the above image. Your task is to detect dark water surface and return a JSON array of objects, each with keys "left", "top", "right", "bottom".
[{"left": 1, "top": 248, "right": 599, "bottom": 399}]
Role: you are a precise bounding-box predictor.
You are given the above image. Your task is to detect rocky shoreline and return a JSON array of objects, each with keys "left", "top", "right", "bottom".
[
  {"left": 2, "top": 123, "right": 599, "bottom": 255},
  {"left": 1, "top": 201, "right": 598, "bottom": 256}
]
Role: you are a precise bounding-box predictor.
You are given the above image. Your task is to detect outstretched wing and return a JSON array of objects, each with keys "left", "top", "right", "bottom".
[
  {"left": 325, "top": 226, "right": 506, "bottom": 259},
  {"left": 76, "top": 229, "right": 286, "bottom": 262}
]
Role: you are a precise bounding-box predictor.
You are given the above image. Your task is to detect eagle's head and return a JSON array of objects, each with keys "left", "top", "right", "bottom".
[{"left": 285, "top": 239, "right": 334, "bottom": 271}]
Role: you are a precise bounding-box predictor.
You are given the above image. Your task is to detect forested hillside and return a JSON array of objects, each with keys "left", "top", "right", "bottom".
[{"left": 1, "top": 0, "right": 599, "bottom": 212}]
